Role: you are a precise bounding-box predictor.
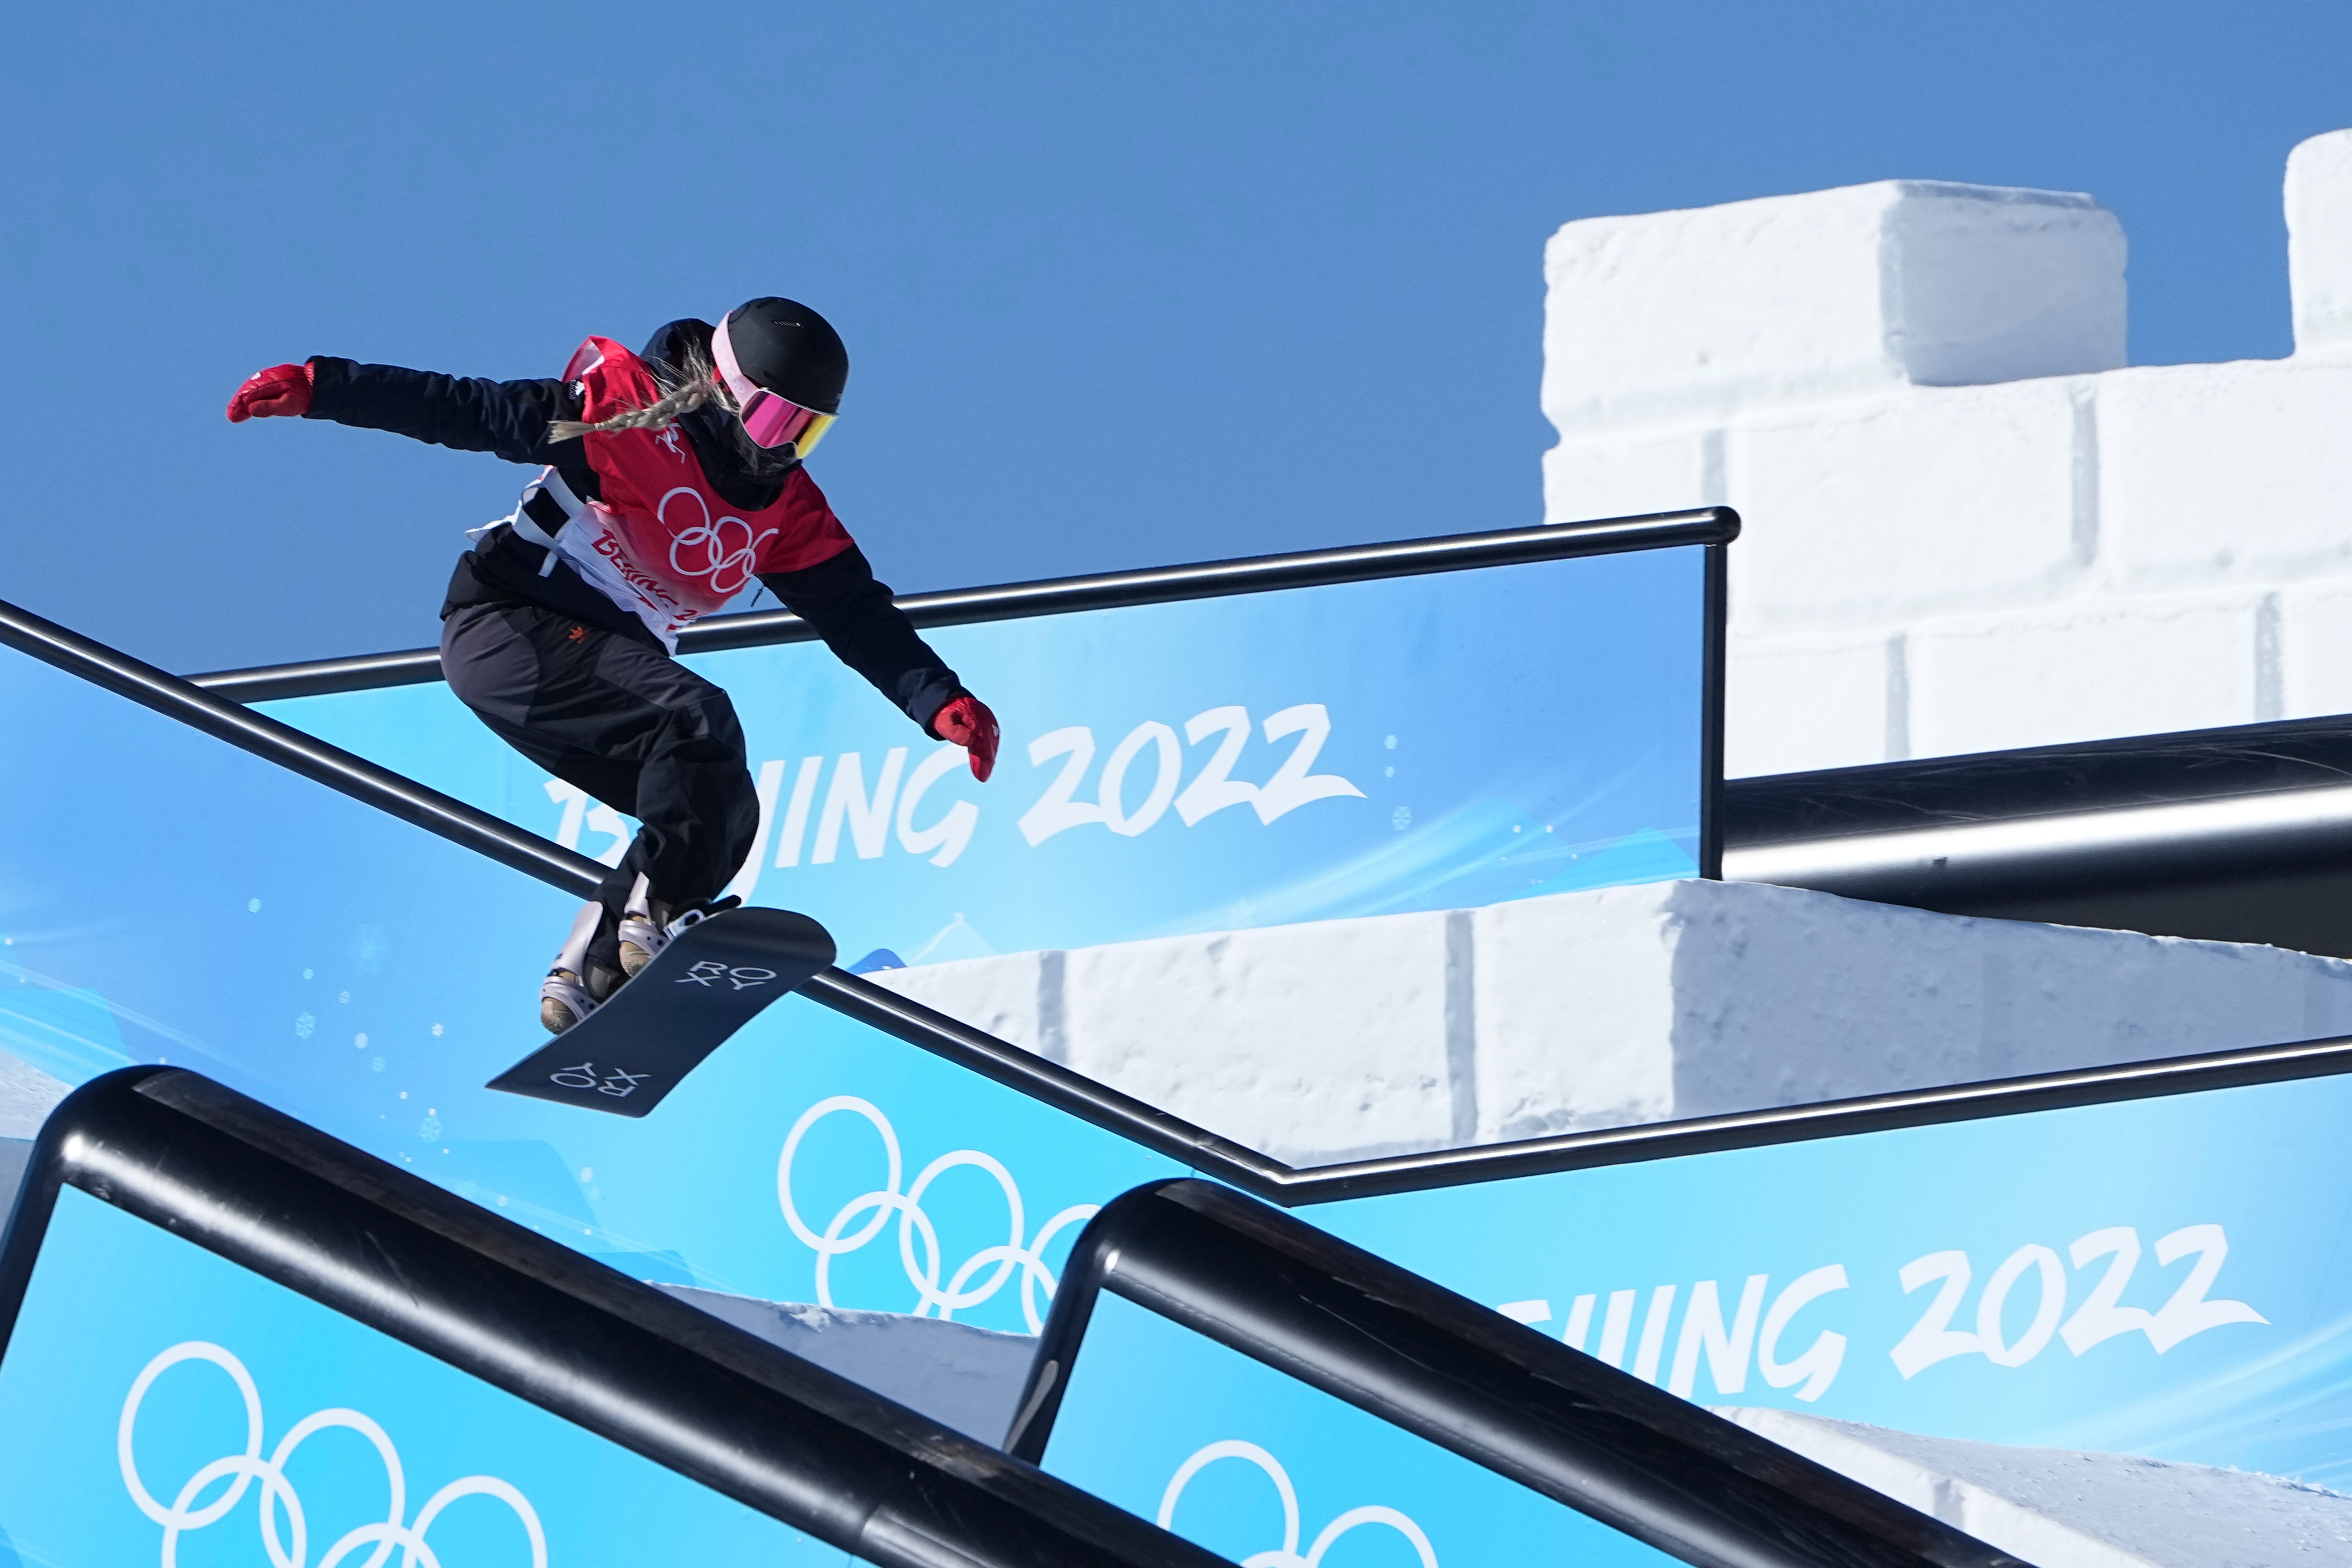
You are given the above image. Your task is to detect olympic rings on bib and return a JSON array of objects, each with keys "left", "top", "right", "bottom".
[
  {"left": 659, "top": 487, "right": 776, "bottom": 599},
  {"left": 1158, "top": 1440, "right": 1439, "bottom": 1568},
  {"left": 776, "top": 1096, "right": 1097, "bottom": 1333},
  {"left": 118, "top": 1341, "right": 546, "bottom": 1568}
]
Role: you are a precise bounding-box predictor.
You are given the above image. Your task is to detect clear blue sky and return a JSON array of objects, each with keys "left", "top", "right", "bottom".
[{"left": 7, "top": 2, "right": 2349, "bottom": 672}]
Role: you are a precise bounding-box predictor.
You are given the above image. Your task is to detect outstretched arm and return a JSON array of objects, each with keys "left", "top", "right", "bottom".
[
  {"left": 761, "top": 544, "right": 999, "bottom": 781},
  {"left": 226, "top": 357, "right": 585, "bottom": 469},
  {"left": 761, "top": 544, "right": 961, "bottom": 723}
]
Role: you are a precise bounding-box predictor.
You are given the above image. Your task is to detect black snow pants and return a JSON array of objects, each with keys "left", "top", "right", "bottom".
[{"left": 440, "top": 603, "right": 759, "bottom": 957}]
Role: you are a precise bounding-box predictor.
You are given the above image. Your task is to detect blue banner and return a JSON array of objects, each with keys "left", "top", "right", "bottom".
[
  {"left": 1314, "top": 1071, "right": 2352, "bottom": 1487},
  {"left": 1042, "top": 1291, "right": 1677, "bottom": 1566},
  {"left": 0, "top": 1186, "right": 848, "bottom": 1568},
  {"left": 265, "top": 545, "right": 1709, "bottom": 967}
]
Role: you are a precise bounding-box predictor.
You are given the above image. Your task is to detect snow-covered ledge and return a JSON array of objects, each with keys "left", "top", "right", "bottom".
[{"left": 868, "top": 879, "right": 2352, "bottom": 1165}]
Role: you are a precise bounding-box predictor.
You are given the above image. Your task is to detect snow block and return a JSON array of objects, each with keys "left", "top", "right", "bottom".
[
  {"left": 1473, "top": 879, "right": 2352, "bottom": 1140},
  {"left": 871, "top": 881, "right": 2352, "bottom": 1165},
  {"left": 1541, "top": 181, "right": 2125, "bottom": 437},
  {"left": 876, "top": 916, "right": 1461, "bottom": 1163},
  {"left": 1724, "top": 631, "right": 1897, "bottom": 777},
  {"left": 1906, "top": 589, "right": 2269, "bottom": 756},
  {"left": 1541, "top": 880, "right": 2352, "bottom": 1128},
  {"left": 872, "top": 947, "right": 1052, "bottom": 1057},
  {"left": 1059, "top": 915, "right": 1457, "bottom": 1163},
  {"left": 656, "top": 1285, "right": 1034, "bottom": 1444},
  {"left": 1724, "top": 380, "right": 2087, "bottom": 635},
  {"left": 2281, "top": 576, "right": 2352, "bottom": 719},
  {"left": 1467, "top": 888, "right": 1677, "bottom": 1136},
  {"left": 1718, "top": 1407, "right": 2352, "bottom": 1568},
  {"left": 2290, "top": 129, "right": 2352, "bottom": 357},
  {"left": 2101, "top": 360, "right": 2352, "bottom": 589}
]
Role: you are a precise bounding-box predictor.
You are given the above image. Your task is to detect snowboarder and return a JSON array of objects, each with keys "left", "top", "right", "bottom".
[{"left": 227, "top": 300, "right": 1000, "bottom": 1034}]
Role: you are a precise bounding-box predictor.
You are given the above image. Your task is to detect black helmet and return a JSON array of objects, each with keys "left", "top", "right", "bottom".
[{"left": 716, "top": 297, "right": 848, "bottom": 415}]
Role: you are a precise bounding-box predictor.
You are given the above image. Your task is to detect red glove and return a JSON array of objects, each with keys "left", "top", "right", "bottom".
[
  {"left": 226, "top": 362, "right": 314, "bottom": 422},
  {"left": 934, "top": 694, "right": 1000, "bottom": 783}
]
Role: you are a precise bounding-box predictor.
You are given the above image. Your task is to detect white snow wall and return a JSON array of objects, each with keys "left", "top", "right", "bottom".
[
  {"left": 1543, "top": 129, "right": 2352, "bottom": 777},
  {"left": 869, "top": 880, "right": 2352, "bottom": 1165}
]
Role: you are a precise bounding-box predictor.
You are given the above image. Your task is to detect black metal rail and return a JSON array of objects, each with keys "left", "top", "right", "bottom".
[
  {"left": 0, "top": 1069, "right": 1227, "bottom": 1568},
  {"left": 1722, "top": 711, "right": 2352, "bottom": 958},
  {"left": 1280, "top": 1028, "right": 2352, "bottom": 1202},
  {"left": 1008, "top": 1180, "right": 2020, "bottom": 1568},
  {"left": 0, "top": 596, "right": 599, "bottom": 895},
  {"left": 188, "top": 509, "right": 1739, "bottom": 701},
  {"left": 1727, "top": 711, "right": 2352, "bottom": 840}
]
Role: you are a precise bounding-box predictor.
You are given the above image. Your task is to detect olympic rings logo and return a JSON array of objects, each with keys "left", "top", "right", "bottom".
[
  {"left": 777, "top": 1096, "right": 1097, "bottom": 1332},
  {"left": 659, "top": 487, "right": 777, "bottom": 598},
  {"left": 1159, "top": 1441, "right": 1437, "bottom": 1568},
  {"left": 119, "top": 1342, "right": 546, "bottom": 1568}
]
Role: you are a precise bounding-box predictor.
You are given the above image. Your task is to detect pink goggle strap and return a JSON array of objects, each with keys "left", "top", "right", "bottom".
[{"left": 711, "top": 314, "right": 758, "bottom": 407}]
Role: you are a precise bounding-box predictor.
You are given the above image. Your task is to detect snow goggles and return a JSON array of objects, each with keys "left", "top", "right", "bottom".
[{"left": 713, "top": 317, "right": 838, "bottom": 453}]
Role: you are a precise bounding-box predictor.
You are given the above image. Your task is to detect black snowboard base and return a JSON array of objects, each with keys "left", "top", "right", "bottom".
[{"left": 487, "top": 906, "right": 836, "bottom": 1117}]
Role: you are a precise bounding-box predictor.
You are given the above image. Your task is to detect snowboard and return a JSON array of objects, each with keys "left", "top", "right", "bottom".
[{"left": 487, "top": 906, "right": 837, "bottom": 1117}]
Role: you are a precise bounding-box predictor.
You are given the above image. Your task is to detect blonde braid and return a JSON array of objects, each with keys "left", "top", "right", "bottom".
[{"left": 545, "top": 337, "right": 731, "bottom": 444}]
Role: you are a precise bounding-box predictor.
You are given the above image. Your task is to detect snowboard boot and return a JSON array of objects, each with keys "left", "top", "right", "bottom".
[
  {"left": 539, "top": 968, "right": 598, "bottom": 1034},
  {"left": 616, "top": 916, "right": 662, "bottom": 979},
  {"left": 540, "top": 900, "right": 613, "bottom": 1034},
  {"left": 619, "top": 892, "right": 743, "bottom": 977}
]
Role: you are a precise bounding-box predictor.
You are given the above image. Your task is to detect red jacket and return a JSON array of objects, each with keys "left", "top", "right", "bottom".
[{"left": 543, "top": 335, "right": 854, "bottom": 646}]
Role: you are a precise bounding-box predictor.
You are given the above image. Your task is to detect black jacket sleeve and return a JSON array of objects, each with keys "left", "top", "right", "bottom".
[
  {"left": 303, "top": 357, "right": 596, "bottom": 492},
  {"left": 760, "top": 547, "right": 963, "bottom": 730}
]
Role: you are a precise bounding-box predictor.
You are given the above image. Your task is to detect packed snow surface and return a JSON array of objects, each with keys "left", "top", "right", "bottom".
[
  {"left": 1719, "top": 1406, "right": 2352, "bottom": 1567},
  {"left": 0, "top": 1138, "right": 26, "bottom": 1226},
  {"left": 658, "top": 1283, "right": 1035, "bottom": 1444},
  {"left": 0, "top": 1048, "right": 66, "bottom": 1141}
]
